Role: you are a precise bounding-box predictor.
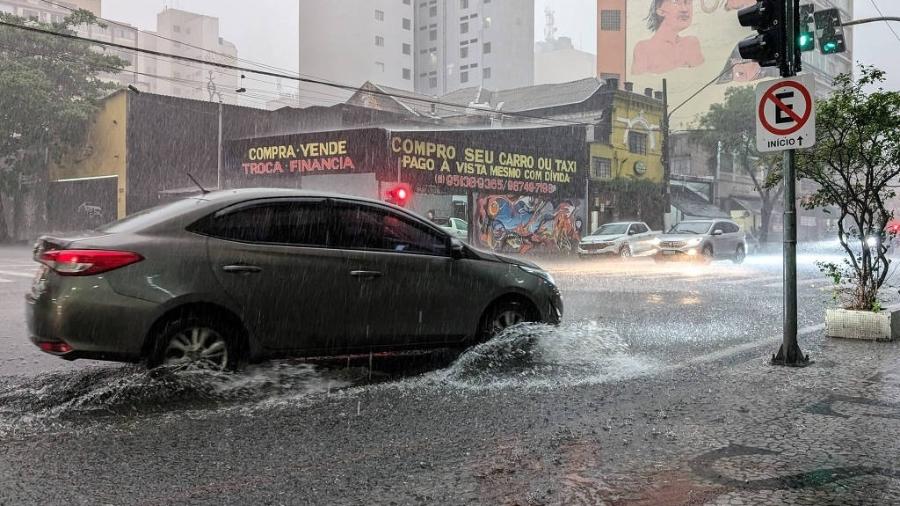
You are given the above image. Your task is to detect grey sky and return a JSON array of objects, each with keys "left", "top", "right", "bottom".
[{"left": 100, "top": 0, "right": 898, "bottom": 97}]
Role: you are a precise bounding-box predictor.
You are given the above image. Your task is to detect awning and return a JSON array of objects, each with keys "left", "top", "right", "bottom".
[
  {"left": 671, "top": 192, "right": 729, "bottom": 220},
  {"left": 731, "top": 198, "right": 762, "bottom": 214}
]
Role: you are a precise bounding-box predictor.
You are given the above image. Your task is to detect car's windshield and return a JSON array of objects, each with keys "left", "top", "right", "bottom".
[
  {"left": 669, "top": 222, "right": 713, "bottom": 235},
  {"left": 591, "top": 223, "right": 629, "bottom": 236}
]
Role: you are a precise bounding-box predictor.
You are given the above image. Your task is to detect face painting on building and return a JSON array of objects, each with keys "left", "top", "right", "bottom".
[
  {"left": 475, "top": 195, "right": 584, "bottom": 255},
  {"left": 632, "top": 0, "right": 704, "bottom": 76}
]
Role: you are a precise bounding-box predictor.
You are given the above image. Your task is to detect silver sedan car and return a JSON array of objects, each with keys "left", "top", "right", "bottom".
[{"left": 26, "top": 189, "right": 562, "bottom": 370}]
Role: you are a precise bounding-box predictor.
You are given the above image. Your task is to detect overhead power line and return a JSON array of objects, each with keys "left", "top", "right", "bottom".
[
  {"left": 866, "top": 0, "right": 900, "bottom": 45},
  {"left": 0, "top": 19, "right": 597, "bottom": 128}
]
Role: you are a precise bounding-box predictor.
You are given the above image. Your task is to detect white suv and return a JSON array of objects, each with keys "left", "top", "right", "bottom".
[{"left": 654, "top": 219, "right": 747, "bottom": 263}]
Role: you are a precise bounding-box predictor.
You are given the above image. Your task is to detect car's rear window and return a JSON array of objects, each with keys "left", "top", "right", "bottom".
[{"left": 96, "top": 198, "right": 208, "bottom": 233}]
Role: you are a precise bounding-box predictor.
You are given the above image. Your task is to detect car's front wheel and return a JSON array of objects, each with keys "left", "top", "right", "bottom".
[
  {"left": 620, "top": 245, "right": 632, "bottom": 260},
  {"left": 701, "top": 245, "right": 714, "bottom": 263},
  {"left": 149, "top": 315, "right": 239, "bottom": 370},
  {"left": 732, "top": 245, "right": 746, "bottom": 264},
  {"left": 479, "top": 300, "right": 535, "bottom": 340}
]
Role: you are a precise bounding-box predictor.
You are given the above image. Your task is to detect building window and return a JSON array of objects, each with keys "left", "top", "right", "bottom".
[
  {"left": 403, "top": 68, "right": 411, "bottom": 80},
  {"left": 460, "top": 46, "right": 468, "bottom": 58},
  {"left": 403, "top": 43, "right": 411, "bottom": 55},
  {"left": 429, "top": 76, "right": 438, "bottom": 88},
  {"left": 460, "top": 21, "right": 469, "bottom": 34},
  {"left": 375, "top": 9, "right": 384, "bottom": 21},
  {"left": 460, "top": 70, "right": 469, "bottom": 83},
  {"left": 483, "top": 67, "right": 491, "bottom": 79},
  {"left": 600, "top": 10, "right": 621, "bottom": 31},
  {"left": 375, "top": 36, "right": 384, "bottom": 46},
  {"left": 403, "top": 0, "right": 410, "bottom": 4},
  {"left": 429, "top": 5, "right": 437, "bottom": 16},
  {"left": 375, "top": 61, "right": 385, "bottom": 72},
  {"left": 403, "top": 18, "right": 411, "bottom": 30},
  {"left": 429, "top": 28, "right": 437, "bottom": 41},
  {"left": 628, "top": 131, "right": 648, "bottom": 155},
  {"left": 460, "top": 0, "right": 469, "bottom": 8},
  {"left": 483, "top": 42, "right": 491, "bottom": 54},
  {"left": 591, "top": 157, "right": 612, "bottom": 179}
]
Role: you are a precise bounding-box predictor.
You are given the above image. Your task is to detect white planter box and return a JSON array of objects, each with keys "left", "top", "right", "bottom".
[{"left": 825, "top": 308, "right": 899, "bottom": 341}]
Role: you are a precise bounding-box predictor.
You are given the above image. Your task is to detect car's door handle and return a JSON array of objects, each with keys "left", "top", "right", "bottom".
[
  {"left": 222, "top": 264, "right": 263, "bottom": 274},
  {"left": 350, "top": 270, "right": 383, "bottom": 278}
]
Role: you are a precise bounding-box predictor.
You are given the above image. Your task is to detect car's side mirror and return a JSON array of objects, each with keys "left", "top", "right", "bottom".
[
  {"left": 712, "top": 230, "right": 724, "bottom": 236},
  {"left": 627, "top": 230, "right": 636, "bottom": 236},
  {"left": 450, "top": 238, "right": 465, "bottom": 259}
]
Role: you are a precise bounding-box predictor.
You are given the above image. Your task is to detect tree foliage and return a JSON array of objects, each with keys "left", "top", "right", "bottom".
[
  {"left": 792, "top": 66, "right": 900, "bottom": 311},
  {"left": 696, "top": 86, "right": 783, "bottom": 243},
  {"left": 0, "top": 10, "right": 125, "bottom": 241}
]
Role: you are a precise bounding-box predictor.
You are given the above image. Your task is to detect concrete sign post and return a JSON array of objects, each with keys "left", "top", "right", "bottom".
[{"left": 756, "top": 74, "right": 816, "bottom": 153}]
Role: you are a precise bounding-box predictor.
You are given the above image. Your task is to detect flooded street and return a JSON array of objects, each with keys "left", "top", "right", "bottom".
[{"left": 3, "top": 244, "right": 898, "bottom": 504}]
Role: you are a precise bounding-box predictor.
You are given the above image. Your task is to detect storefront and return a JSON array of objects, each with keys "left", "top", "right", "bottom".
[{"left": 224, "top": 125, "right": 588, "bottom": 255}]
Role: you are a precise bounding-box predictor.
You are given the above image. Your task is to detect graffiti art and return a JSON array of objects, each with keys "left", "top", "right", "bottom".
[{"left": 475, "top": 194, "right": 583, "bottom": 255}]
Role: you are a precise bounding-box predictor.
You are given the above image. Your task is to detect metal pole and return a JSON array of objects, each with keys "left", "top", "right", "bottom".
[
  {"left": 217, "top": 100, "right": 223, "bottom": 190},
  {"left": 661, "top": 79, "right": 670, "bottom": 218},
  {"left": 772, "top": 0, "right": 808, "bottom": 366}
]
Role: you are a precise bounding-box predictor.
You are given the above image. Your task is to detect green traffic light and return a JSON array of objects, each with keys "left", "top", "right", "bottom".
[
  {"left": 798, "top": 33, "right": 814, "bottom": 51},
  {"left": 823, "top": 41, "right": 837, "bottom": 53}
]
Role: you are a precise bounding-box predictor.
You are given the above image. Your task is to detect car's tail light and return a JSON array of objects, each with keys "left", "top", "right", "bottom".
[
  {"left": 37, "top": 341, "right": 73, "bottom": 354},
  {"left": 39, "top": 249, "right": 143, "bottom": 276}
]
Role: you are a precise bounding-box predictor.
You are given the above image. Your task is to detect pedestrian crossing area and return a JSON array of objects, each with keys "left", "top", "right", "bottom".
[
  {"left": 546, "top": 263, "right": 836, "bottom": 290},
  {"left": 0, "top": 261, "right": 37, "bottom": 284}
]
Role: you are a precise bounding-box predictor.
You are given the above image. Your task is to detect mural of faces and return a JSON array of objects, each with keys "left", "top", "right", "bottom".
[{"left": 632, "top": 0, "right": 705, "bottom": 75}]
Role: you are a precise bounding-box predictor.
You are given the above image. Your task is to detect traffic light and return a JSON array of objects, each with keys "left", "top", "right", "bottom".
[
  {"left": 798, "top": 4, "right": 815, "bottom": 52},
  {"left": 737, "top": 0, "right": 786, "bottom": 68},
  {"left": 384, "top": 183, "right": 412, "bottom": 207},
  {"left": 814, "top": 8, "right": 846, "bottom": 54}
]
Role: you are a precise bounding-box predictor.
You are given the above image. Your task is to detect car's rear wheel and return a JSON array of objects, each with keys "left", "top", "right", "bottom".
[
  {"left": 149, "top": 315, "right": 238, "bottom": 370},
  {"left": 732, "top": 245, "right": 746, "bottom": 264}
]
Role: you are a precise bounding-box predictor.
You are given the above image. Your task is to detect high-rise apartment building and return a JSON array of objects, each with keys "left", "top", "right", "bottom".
[
  {"left": 413, "top": 0, "right": 534, "bottom": 95},
  {"left": 298, "top": 0, "right": 415, "bottom": 107},
  {"left": 139, "top": 8, "right": 240, "bottom": 104},
  {"left": 0, "top": 0, "right": 144, "bottom": 89}
]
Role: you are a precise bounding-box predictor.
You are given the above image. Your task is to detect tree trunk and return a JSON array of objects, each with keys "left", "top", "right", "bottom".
[
  {"left": 759, "top": 199, "right": 772, "bottom": 244},
  {"left": 0, "top": 193, "right": 8, "bottom": 243}
]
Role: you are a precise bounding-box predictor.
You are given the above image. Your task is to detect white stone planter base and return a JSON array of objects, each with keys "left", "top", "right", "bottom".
[{"left": 825, "top": 308, "right": 899, "bottom": 342}]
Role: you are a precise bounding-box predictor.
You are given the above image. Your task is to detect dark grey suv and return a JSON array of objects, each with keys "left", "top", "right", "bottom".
[{"left": 26, "top": 189, "right": 562, "bottom": 369}]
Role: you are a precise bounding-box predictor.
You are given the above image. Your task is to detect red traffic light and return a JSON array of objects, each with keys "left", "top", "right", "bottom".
[{"left": 385, "top": 183, "right": 412, "bottom": 207}]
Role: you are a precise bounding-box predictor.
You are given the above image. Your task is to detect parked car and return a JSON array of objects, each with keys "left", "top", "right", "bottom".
[
  {"left": 577, "top": 221, "right": 661, "bottom": 259},
  {"left": 653, "top": 219, "right": 747, "bottom": 263},
  {"left": 433, "top": 216, "right": 468, "bottom": 240},
  {"left": 26, "top": 189, "right": 562, "bottom": 370}
]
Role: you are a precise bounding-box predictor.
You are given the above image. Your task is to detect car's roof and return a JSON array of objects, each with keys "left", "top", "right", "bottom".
[{"left": 195, "top": 187, "right": 379, "bottom": 204}]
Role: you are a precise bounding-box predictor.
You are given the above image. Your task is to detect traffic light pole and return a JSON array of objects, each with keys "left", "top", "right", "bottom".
[{"left": 772, "top": 0, "right": 809, "bottom": 367}]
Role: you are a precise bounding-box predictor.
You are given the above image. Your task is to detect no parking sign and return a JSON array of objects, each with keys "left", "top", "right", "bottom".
[{"left": 755, "top": 74, "right": 816, "bottom": 153}]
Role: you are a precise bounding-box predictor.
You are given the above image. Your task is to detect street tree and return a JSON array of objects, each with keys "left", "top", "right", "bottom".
[
  {"left": 791, "top": 66, "right": 900, "bottom": 311},
  {"left": 696, "top": 86, "right": 783, "bottom": 244},
  {"left": 0, "top": 10, "right": 125, "bottom": 242}
]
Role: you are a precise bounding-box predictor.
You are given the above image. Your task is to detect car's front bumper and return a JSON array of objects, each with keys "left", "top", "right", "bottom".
[
  {"left": 577, "top": 244, "right": 618, "bottom": 256},
  {"left": 654, "top": 247, "right": 703, "bottom": 260}
]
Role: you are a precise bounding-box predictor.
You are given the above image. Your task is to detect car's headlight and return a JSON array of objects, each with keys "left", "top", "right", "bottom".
[
  {"left": 519, "top": 265, "right": 555, "bottom": 285},
  {"left": 652, "top": 237, "right": 662, "bottom": 245},
  {"left": 687, "top": 238, "right": 702, "bottom": 246}
]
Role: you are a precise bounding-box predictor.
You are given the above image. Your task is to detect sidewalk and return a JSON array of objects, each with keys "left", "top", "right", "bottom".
[{"left": 473, "top": 331, "right": 900, "bottom": 505}]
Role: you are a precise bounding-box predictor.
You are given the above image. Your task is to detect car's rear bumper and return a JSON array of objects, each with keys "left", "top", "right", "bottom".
[{"left": 26, "top": 276, "right": 159, "bottom": 361}]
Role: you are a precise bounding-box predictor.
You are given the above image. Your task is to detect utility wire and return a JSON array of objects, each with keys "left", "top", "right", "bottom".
[
  {"left": 867, "top": 0, "right": 900, "bottom": 46},
  {"left": 0, "top": 19, "right": 596, "bottom": 128}
]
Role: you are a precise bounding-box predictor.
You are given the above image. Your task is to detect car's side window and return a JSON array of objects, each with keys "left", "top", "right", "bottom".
[
  {"left": 634, "top": 223, "right": 648, "bottom": 234},
  {"left": 455, "top": 219, "right": 468, "bottom": 232},
  {"left": 198, "top": 201, "right": 329, "bottom": 247},
  {"left": 727, "top": 223, "right": 741, "bottom": 234},
  {"left": 331, "top": 203, "right": 449, "bottom": 256},
  {"left": 712, "top": 222, "right": 726, "bottom": 234}
]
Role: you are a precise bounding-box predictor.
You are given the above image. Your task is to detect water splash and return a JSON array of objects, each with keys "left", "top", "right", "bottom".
[{"left": 432, "top": 321, "right": 653, "bottom": 389}]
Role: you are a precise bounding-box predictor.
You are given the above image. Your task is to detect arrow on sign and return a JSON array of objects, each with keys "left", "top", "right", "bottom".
[{"left": 798, "top": 136, "right": 804, "bottom": 146}]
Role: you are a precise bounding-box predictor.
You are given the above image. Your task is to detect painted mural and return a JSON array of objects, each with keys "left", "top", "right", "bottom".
[{"left": 475, "top": 194, "right": 584, "bottom": 255}]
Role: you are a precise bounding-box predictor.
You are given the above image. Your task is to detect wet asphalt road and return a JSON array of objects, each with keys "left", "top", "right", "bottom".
[{"left": 0, "top": 243, "right": 882, "bottom": 504}]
